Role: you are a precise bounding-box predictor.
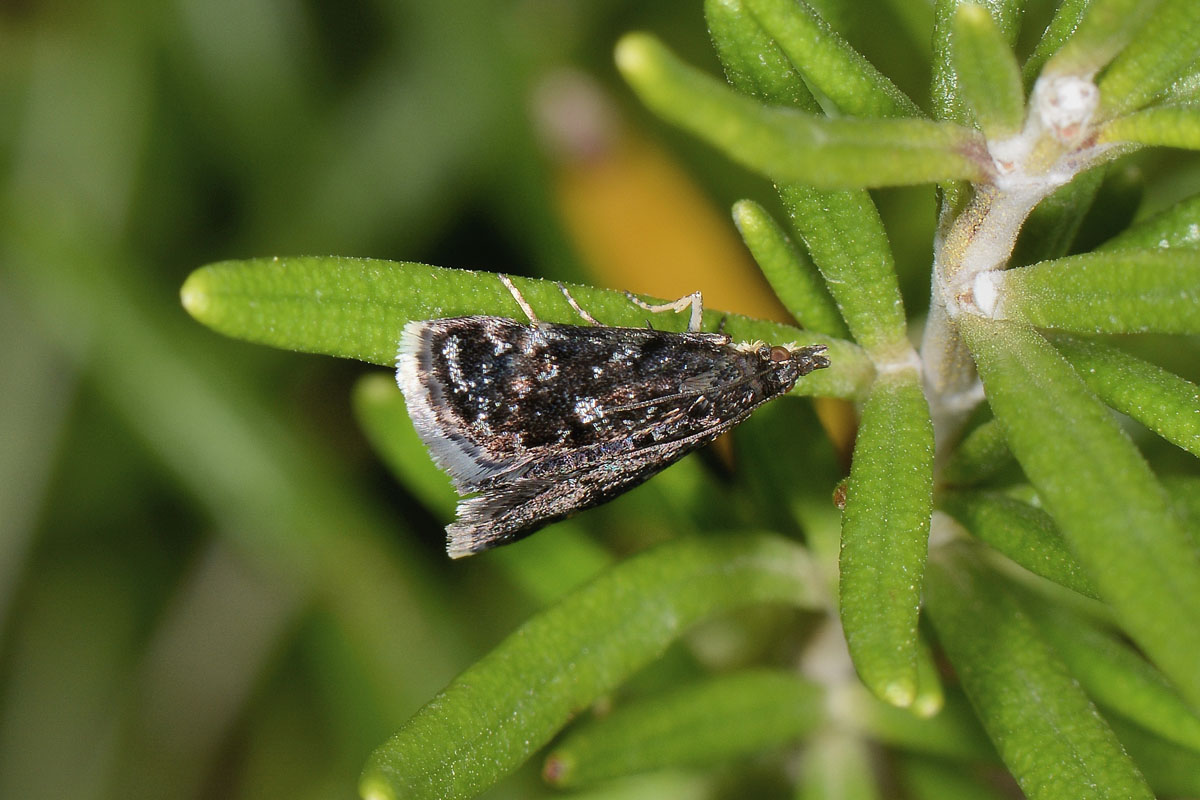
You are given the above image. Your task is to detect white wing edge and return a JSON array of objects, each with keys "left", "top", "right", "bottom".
[{"left": 395, "top": 319, "right": 504, "bottom": 492}]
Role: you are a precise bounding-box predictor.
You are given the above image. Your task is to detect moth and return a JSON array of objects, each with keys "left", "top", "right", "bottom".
[{"left": 396, "top": 275, "right": 830, "bottom": 558}]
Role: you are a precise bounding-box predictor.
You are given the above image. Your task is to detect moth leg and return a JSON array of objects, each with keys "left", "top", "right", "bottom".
[
  {"left": 624, "top": 290, "right": 704, "bottom": 333},
  {"left": 498, "top": 273, "right": 539, "bottom": 325},
  {"left": 556, "top": 282, "right": 602, "bottom": 326}
]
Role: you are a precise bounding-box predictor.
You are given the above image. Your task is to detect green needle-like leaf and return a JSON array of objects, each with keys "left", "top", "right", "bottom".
[
  {"left": 705, "top": 0, "right": 821, "bottom": 112},
  {"left": 182, "top": 258, "right": 872, "bottom": 399},
  {"left": 1050, "top": 333, "right": 1200, "bottom": 457},
  {"left": 952, "top": 3, "right": 1026, "bottom": 138},
  {"left": 1097, "top": 0, "right": 1200, "bottom": 118},
  {"left": 931, "top": 0, "right": 1023, "bottom": 211},
  {"left": 840, "top": 372, "right": 934, "bottom": 707},
  {"left": 1022, "top": 598, "right": 1200, "bottom": 752},
  {"left": 543, "top": 670, "right": 823, "bottom": 788},
  {"left": 780, "top": 186, "right": 916, "bottom": 355},
  {"left": 616, "top": 34, "right": 985, "bottom": 189},
  {"left": 939, "top": 492, "right": 1099, "bottom": 599},
  {"left": 705, "top": 0, "right": 913, "bottom": 357},
  {"left": 1043, "top": 0, "right": 1161, "bottom": 79},
  {"left": 358, "top": 534, "right": 823, "bottom": 800},
  {"left": 1022, "top": 0, "right": 1091, "bottom": 84},
  {"left": 1101, "top": 104, "right": 1200, "bottom": 150},
  {"left": 926, "top": 542, "right": 1154, "bottom": 800},
  {"left": 940, "top": 419, "right": 1014, "bottom": 486},
  {"left": 742, "top": 0, "right": 923, "bottom": 118},
  {"left": 932, "top": 0, "right": 1024, "bottom": 125},
  {"left": 1098, "top": 191, "right": 1200, "bottom": 250},
  {"left": 732, "top": 199, "right": 849, "bottom": 337},
  {"left": 994, "top": 249, "right": 1200, "bottom": 334},
  {"left": 961, "top": 316, "right": 1200, "bottom": 710},
  {"left": 1158, "top": 63, "right": 1200, "bottom": 104}
]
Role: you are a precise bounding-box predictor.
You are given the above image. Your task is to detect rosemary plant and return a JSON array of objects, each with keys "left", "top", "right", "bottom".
[{"left": 182, "top": 1, "right": 1200, "bottom": 797}]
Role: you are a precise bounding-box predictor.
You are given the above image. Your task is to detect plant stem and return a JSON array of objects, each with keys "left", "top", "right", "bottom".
[{"left": 921, "top": 74, "right": 1116, "bottom": 462}]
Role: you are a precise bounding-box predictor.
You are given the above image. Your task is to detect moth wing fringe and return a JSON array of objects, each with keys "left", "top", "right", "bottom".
[
  {"left": 445, "top": 479, "right": 557, "bottom": 558},
  {"left": 396, "top": 319, "right": 518, "bottom": 491}
]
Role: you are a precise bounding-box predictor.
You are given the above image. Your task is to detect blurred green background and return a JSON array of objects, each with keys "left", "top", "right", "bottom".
[{"left": 2, "top": 2, "right": 1196, "bottom": 800}]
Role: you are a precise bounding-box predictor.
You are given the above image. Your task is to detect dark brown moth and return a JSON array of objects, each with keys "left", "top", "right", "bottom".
[{"left": 397, "top": 276, "right": 830, "bottom": 558}]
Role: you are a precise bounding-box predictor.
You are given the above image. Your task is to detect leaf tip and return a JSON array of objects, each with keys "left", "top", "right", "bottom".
[
  {"left": 180, "top": 268, "right": 213, "bottom": 323},
  {"left": 614, "top": 32, "right": 656, "bottom": 81},
  {"left": 954, "top": 1, "right": 989, "bottom": 26},
  {"left": 358, "top": 774, "right": 396, "bottom": 800},
  {"left": 910, "top": 688, "right": 943, "bottom": 719},
  {"left": 541, "top": 751, "right": 575, "bottom": 787},
  {"left": 881, "top": 679, "right": 916, "bottom": 709},
  {"left": 730, "top": 198, "right": 761, "bottom": 233}
]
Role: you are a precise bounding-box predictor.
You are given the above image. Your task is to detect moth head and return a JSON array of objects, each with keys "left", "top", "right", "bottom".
[{"left": 756, "top": 343, "right": 831, "bottom": 390}]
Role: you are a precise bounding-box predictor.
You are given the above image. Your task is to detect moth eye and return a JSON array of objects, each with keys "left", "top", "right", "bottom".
[{"left": 769, "top": 345, "right": 791, "bottom": 363}]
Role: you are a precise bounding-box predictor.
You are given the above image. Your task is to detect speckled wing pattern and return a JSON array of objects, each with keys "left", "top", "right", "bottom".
[{"left": 397, "top": 316, "right": 829, "bottom": 557}]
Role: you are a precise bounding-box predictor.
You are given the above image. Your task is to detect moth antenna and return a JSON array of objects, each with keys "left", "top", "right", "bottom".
[
  {"left": 624, "top": 290, "right": 704, "bottom": 333},
  {"left": 557, "top": 282, "right": 602, "bottom": 326},
  {"left": 499, "top": 273, "right": 539, "bottom": 325}
]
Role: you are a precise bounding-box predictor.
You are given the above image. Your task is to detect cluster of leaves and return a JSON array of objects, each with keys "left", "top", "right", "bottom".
[{"left": 183, "top": 0, "right": 1200, "bottom": 798}]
